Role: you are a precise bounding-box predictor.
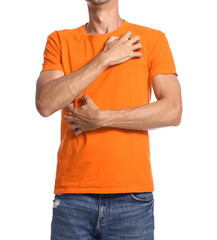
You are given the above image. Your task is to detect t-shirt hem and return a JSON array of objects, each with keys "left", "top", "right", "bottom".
[
  {"left": 54, "top": 186, "right": 155, "bottom": 194},
  {"left": 150, "top": 70, "right": 178, "bottom": 80},
  {"left": 40, "top": 66, "right": 64, "bottom": 73}
]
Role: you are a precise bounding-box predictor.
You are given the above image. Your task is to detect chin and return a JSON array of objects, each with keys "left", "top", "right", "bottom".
[{"left": 87, "top": 0, "right": 110, "bottom": 5}]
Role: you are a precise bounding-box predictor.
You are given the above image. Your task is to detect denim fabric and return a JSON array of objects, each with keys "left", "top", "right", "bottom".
[{"left": 51, "top": 192, "right": 154, "bottom": 240}]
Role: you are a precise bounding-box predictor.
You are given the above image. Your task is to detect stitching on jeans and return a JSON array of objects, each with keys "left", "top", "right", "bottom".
[{"left": 130, "top": 193, "right": 153, "bottom": 202}]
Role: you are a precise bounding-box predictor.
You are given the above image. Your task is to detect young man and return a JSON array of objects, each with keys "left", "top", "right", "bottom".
[{"left": 36, "top": 0, "right": 182, "bottom": 239}]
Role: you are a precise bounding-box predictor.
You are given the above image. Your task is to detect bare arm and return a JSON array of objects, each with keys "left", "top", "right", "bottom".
[
  {"left": 98, "top": 73, "right": 182, "bottom": 130},
  {"left": 36, "top": 52, "right": 107, "bottom": 117},
  {"left": 64, "top": 73, "right": 182, "bottom": 136},
  {"left": 36, "top": 31, "right": 142, "bottom": 117}
]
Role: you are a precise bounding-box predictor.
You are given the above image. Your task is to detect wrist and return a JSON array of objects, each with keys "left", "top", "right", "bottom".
[
  {"left": 97, "top": 109, "right": 110, "bottom": 128},
  {"left": 98, "top": 51, "right": 111, "bottom": 69}
]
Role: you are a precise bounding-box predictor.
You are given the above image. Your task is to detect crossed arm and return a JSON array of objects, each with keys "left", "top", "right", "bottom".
[
  {"left": 36, "top": 30, "right": 182, "bottom": 135},
  {"left": 63, "top": 73, "right": 182, "bottom": 136},
  {"left": 36, "top": 58, "right": 182, "bottom": 136},
  {"left": 98, "top": 73, "right": 182, "bottom": 130}
]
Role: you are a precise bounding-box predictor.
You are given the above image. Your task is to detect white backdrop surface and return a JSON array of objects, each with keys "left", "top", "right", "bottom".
[{"left": 0, "top": 0, "right": 216, "bottom": 239}]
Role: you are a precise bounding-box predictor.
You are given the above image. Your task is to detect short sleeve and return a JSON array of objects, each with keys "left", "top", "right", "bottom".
[
  {"left": 149, "top": 31, "right": 178, "bottom": 81},
  {"left": 40, "top": 31, "right": 64, "bottom": 73}
]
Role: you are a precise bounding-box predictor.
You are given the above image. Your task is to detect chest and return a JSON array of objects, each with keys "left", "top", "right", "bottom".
[{"left": 62, "top": 38, "right": 151, "bottom": 109}]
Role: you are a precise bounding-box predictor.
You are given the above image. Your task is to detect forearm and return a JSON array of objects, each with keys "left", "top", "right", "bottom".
[
  {"left": 98, "top": 99, "right": 181, "bottom": 131},
  {"left": 37, "top": 52, "right": 109, "bottom": 116}
]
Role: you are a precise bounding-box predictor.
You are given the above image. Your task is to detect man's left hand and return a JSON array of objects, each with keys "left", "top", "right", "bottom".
[{"left": 63, "top": 94, "right": 102, "bottom": 136}]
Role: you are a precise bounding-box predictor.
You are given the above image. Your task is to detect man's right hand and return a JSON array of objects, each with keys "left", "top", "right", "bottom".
[{"left": 101, "top": 31, "right": 142, "bottom": 67}]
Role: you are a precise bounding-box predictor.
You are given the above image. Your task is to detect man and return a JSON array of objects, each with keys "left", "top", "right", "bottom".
[{"left": 36, "top": 0, "right": 182, "bottom": 239}]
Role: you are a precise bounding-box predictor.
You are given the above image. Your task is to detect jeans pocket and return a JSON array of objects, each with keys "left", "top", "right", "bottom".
[{"left": 130, "top": 192, "right": 154, "bottom": 202}]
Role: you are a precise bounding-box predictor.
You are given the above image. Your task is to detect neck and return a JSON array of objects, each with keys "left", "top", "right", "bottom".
[{"left": 86, "top": 0, "right": 122, "bottom": 34}]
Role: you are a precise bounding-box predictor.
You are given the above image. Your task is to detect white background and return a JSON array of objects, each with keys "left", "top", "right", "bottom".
[{"left": 1, "top": 0, "right": 216, "bottom": 239}]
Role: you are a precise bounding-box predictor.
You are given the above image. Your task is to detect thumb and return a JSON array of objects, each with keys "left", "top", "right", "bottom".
[
  {"left": 82, "top": 94, "right": 99, "bottom": 110},
  {"left": 81, "top": 94, "right": 90, "bottom": 104}
]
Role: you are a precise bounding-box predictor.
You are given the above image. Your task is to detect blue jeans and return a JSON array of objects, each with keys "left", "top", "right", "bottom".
[{"left": 51, "top": 192, "right": 154, "bottom": 240}]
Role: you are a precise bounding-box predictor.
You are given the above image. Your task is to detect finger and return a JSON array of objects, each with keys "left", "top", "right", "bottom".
[
  {"left": 69, "top": 122, "right": 77, "bottom": 130},
  {"left": 131, "top": 51, "right": 143, "bottom": 58},
  {"left": 69, "top": 102, "right": 74, "bottom": 108},
  {"left": 128, "top": 35, "right": 140, "bottom": 45},
  {"left": 81, "top": 94, "right": 89, "bottom": 104},
  {"left": 120, "top": 31, "right": 132, "bottom": 41},
  {"left": 74, "top": 128, "right": 83, "bottom": 136},
  {"left": 66, "top": 112, "right": 73, "bottom": 116},
  {"left": 63, "top": 114, "right": 74, "bottom": 121},
  {"left": 66, "top": 108, "right": 77, "bottom": 115},
  {"left": 82, "top": 94, "right": 95, "bottom": 106},
  {"left": 130, "top": 42, "right": 142, "bottom": 51},
  {"left": 66, "top": 106, "right": 73, "bottom": 112},
  {"left": 65, "top": 102, "right": 75, "bottom": 112},
  {"left": 107, "top": 36, "right": 120, "bottom": 42}
]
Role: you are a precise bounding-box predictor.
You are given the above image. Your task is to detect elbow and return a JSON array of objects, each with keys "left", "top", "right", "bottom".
[
  {"left": 35, "top": 95, "right": 52, "bottom": 118},
  {"left": 36, "top": 102, "right": 52, "bottom": 118},
  {"left": 171, "top": 106, "right": 182, "bottom": 126}
]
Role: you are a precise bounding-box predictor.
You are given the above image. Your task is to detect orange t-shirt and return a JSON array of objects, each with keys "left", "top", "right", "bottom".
[{"left": 41, "top": 19, "right": 178, "bottom": 194}]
